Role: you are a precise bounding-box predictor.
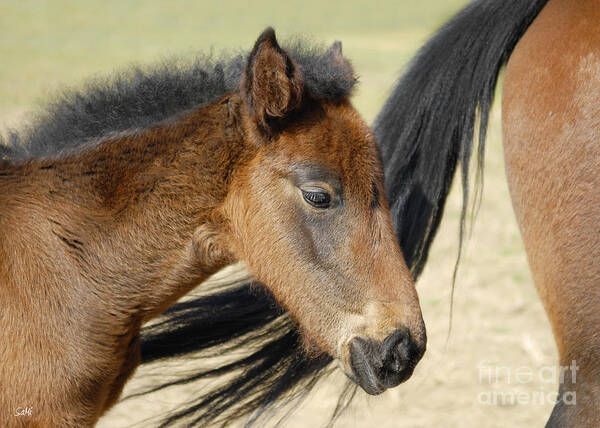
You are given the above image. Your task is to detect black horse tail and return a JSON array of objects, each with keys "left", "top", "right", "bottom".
[
  {"left": 135, "top": 275, "right": 352, "bottom": 427},
  {"left": 375, "top": 0, "right": 547, "bottom": 280},
  {"left": 136, "top": 0, "right": 548, "bottom": 426}
]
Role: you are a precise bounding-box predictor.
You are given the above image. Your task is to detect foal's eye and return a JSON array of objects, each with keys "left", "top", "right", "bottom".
[{"left": 301, "top": 189, "right": 331, "bottom": 208}]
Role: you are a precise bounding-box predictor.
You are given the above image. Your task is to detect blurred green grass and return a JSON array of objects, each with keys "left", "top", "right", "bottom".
[{"left": 1, "top": 0, "right": 466, "bottom": 123}]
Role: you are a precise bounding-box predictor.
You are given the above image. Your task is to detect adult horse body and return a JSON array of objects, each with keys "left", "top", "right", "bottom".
[
  {"left": 376, "top": 0, "right": 599, "bottom": 426},
  {"left": 0, "top": 30, "right": 426, "bottom": 426},
  {"left": 504, "top": 2, "right": 599, "bottom": 425}
]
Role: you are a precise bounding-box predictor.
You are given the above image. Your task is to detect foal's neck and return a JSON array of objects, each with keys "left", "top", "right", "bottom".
[{"left": 7, "top": 94, "right": 247, "bottom": 323}]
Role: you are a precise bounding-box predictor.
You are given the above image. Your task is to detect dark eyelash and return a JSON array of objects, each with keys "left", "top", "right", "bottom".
[{"left": 301, "top": 190, "right": 331, "bottom": 208}]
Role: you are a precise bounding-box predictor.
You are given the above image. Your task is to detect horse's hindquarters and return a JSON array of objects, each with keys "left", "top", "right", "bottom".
[{"left": 502, "top": 1, "right": 600, "bottom": 426}]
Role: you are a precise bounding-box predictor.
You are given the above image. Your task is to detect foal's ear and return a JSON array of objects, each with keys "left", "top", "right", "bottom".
[
  {"left": 326, "top": 41, "right": 354, "bottom": 79},
  {"left": 241, "top": 28, "right": 304, "bottom": 133},
  {"left": 326, "top": 41, "right": 343, "bottom": 59}
]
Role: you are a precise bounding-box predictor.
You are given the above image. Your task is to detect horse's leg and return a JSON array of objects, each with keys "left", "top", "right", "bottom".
[{"left": 502, "top": 1, "right": 600, "bottom": 426}]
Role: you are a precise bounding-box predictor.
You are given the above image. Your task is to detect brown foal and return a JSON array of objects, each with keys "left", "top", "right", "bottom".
[{"left": 0, "top": 29, "right": 425, "bottom": 427}]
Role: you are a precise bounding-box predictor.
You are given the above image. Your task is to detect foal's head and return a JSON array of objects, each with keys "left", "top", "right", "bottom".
[{"left": 220, "top": 29, "right": 425, "bottom": 395}]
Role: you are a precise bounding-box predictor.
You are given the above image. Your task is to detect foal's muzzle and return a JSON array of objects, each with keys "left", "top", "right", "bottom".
[{"left": 347, "top": 328, "right": 424, "bottom": 395}]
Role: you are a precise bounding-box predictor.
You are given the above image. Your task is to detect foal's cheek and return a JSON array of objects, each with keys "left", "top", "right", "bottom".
[{"left": 222, "top": 171, "right": 296, "bottom": 267}]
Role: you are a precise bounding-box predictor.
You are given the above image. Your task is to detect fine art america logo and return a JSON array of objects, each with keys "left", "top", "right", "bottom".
[{"left": 477, "top": 361, "right": 578, "bottom": 406}]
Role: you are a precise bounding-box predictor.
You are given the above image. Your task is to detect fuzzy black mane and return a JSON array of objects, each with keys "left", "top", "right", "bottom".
[{"left": 1, "top": 40, "right": 355, "bottom": 161}]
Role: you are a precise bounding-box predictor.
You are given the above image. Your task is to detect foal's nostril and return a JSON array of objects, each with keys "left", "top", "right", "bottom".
[
  {"left": 381, "top": 328, "right": 411, "bottom": 373},
  {"left": 347, "top": 327, "right": 424, "bottom": 395}
]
